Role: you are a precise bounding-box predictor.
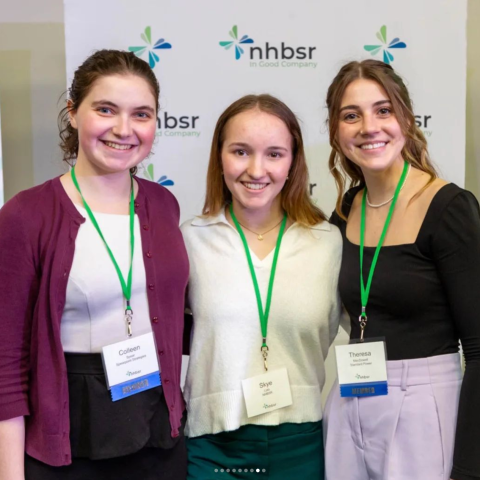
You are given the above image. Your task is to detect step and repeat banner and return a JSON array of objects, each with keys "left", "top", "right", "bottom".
[{"left": 64, "top": 0, "right": 467, "bottom": 220}]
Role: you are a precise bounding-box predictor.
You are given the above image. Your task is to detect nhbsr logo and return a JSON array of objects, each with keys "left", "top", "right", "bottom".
[
  {"left": 156, "top": 112, "right": 200, "bottom": 138},
  {"left": 219, "top": 25, "right": 317, "bottom": 69}
]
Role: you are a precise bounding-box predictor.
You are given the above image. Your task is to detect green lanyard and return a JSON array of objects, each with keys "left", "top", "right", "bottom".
[
  {"left": 71, "top": 166, "right": 136, "bottom": 337},
  {"left": 230, "top": 204, "right": 287, "bottom": 371},
  {"left": 359, "top": 160, "right": 409, "bottom": 341}
]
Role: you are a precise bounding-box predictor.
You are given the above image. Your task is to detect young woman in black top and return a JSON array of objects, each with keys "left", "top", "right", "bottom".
[{"left": 323, "top": 59, "right": 480, "bottom": 480}]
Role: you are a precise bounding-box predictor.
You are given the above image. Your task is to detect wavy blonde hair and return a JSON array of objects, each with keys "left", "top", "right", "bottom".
[
  {"left": 326, "top": 59, "right": 437, "bottom": 218},
  {"left": 203, "top": 94, "right": 326, "bottom": 226}
]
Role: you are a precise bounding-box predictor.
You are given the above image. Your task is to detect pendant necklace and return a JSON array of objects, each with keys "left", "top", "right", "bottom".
[{"left": 235, "top": 218, "right": 284, "bottom": 241}]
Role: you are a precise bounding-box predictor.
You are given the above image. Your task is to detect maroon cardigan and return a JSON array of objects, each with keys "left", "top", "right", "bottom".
[{"left": 0, "top": 177, "right": 188, "bottom": 466}]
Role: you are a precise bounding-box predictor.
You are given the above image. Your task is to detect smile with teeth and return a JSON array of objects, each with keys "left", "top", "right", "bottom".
[
  {"left": 103, "top": 141, "right": 135, "bottom": 150},
  {"left": 242, "top": 182, "right": 268, "bottom": 191},
  {"left": 360, "top": 142, "right": 387, "bottom": 150}
]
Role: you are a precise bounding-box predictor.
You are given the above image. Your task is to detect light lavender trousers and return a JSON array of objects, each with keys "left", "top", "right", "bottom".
[{"left": 324, "top": 353, "right": 462, "bottom": 480}]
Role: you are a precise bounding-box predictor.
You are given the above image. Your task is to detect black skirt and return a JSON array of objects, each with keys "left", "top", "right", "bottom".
[{"left": 25, "top": 352, "right": 186, "bottom": 480}]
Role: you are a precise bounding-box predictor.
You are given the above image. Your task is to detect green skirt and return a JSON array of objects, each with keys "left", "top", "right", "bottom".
[{"left": 187, "top": 421, "right": 324, "bottom": 479}]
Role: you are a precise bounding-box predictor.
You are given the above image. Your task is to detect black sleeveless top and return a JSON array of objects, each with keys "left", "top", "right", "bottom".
[{"left": 331, "top": 183, "right": 480, "bottom": 480}]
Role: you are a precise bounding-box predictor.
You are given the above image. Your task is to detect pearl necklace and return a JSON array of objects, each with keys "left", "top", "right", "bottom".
[{"left": 366, "top": 163, "right": 411, "bottom": 208}]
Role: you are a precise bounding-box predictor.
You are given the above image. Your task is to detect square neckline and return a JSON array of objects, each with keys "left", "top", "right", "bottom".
[{"left": 344, "top": 182, "right": 452, "bottom": 249}]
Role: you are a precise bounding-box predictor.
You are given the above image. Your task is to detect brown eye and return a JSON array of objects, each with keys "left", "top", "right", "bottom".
[{"left": 344, "top": 113, "right": 358, "bottom": 121}]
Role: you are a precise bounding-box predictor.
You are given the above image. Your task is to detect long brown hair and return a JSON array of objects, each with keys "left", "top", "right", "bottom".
[
  {"left": 203, "top": 94, "right": 326, "bottom": 226},
  {"left": 58, "top": 49, "right": 159, "bottom": 175},
  {"left": 326, "top": 59, "right": 437, "bottom": 218}
]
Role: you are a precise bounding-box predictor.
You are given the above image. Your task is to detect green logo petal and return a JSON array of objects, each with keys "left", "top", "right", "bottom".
[{"left": 141, "top": 26, "right": 152, "bottom": 45}]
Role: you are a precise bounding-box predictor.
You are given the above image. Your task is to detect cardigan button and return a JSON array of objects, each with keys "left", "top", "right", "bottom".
[
  {"left": 143, "top": 225, "right": 149, "bottom": 230},
  {"left": 134, "top": 202, "right": 140, "bottom": 208},
  {"left": 149, "top": 284, "right": 155, "bottom": 290},
  {"left": 159, "top": 350, "right": 164, "bottom": 356},
  {"left": 152, "top": 316, "right": 159, "bottom": 323},
  {"left": 146, "top": 251, "right": 152, "bottom": 258},
  {"left": 170, "top": 405, "right": 174, "bottom": 411},
  {"left": 164, "top": 379, "right": 170, "bottom": 384}
]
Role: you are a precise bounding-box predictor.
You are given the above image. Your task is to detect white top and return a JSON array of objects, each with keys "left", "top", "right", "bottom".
[
  {"left": 181, "top": 209, "right": 342, "bottom": 438},
  {"left": 61, "top": 205, "right": 152, "bottom": 353}
]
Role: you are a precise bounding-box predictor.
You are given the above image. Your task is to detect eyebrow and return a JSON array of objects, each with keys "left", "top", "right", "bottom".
[
  {"left": 339, "top": 99, "right": 392, "bottom": 113},
  {"left": 91, "top": 100, "right": 156, "bottom": 114},
  {"left": 227, "top": 142, "right": 289, "bottom": 151}
]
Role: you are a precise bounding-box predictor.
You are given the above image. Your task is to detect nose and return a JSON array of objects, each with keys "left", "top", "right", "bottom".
[
  {"left": 112, "top": 114, "right": 133, "bottom": 138},
  {"left": 246, "top": 155, "right": 267, "bottom": 179},
  {"left": 360, "top": 113, "right": 380, "bottom": 136}
]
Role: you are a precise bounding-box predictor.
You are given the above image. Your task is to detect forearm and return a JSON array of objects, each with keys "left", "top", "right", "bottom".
[{"left": 0, "top": 416, "right": 25, "bottom": 480}]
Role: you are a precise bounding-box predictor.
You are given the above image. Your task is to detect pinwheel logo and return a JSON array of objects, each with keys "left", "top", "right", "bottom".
[
  {"left": 129, "top": 26, "right": 172, "bottom": 68},
  {"left": 364, "top": 25, "right": 407, "bottom": 64},
  {"left": 219, "top": 25, "right": 254, "bottom": 60},
  {"left": 144, "top": 164, "right": 174, "bottom": 186}
]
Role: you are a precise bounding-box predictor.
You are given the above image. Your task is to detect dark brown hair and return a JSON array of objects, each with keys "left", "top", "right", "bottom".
[
  {"left": 58, "top": 49, "right": 159, "bottom": 174},
  {"left": 202, "top": 94, "right": 326, "bottom": 226},
  {"left": 326, "top": 59, "right": 437, "bottom": 218}
]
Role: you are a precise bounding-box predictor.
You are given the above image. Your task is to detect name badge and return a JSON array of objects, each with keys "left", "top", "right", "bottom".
[
  {"left": 102, "top": 332, "right": 161, "bottom": 401},
  {"left": 335, "top": 340, "right": 388, "bottom": 397},
  {"left": 241, "top": 367, "right": 293, "bottom": 418}
]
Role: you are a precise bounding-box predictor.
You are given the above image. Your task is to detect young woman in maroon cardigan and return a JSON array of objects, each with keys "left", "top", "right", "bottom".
[{"left": 0, "top": 50, "right": 188, "bottom": 479}]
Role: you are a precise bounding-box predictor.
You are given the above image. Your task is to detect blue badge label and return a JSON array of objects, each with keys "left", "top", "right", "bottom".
[
  {"left": 339, "top": 380, "right": 388, "bottom": 398},
  {"left": 111, "top": 372, "right": 162, "bottom": 401}
]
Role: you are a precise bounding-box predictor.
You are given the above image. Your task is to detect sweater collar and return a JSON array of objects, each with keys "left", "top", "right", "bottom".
[{"left": 190, "top": 207, "right": 331, "bottom": 232}]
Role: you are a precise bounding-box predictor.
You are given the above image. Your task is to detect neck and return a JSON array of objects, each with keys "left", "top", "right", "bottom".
[
  {"left": 230, "top": 197, "right": 284, "bottom": 231},
  {"left": 72, "top": 157, "right": 133, "bottom": 204},
  {"left": 363, "top": 159, "right": 405, "bottom": 205}
]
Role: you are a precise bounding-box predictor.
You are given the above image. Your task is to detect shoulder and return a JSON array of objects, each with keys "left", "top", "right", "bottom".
[
  {"left": 329, "top": 185, "right": 363, "bottom": 226},
  {"left": 427, "top": 183, "right": 479, "bottom": 224},
  {"left": 180, "top": 217, "right": 197, "bottom": 237},
  {"left": 418, "top": 183, "right": 480, "bottom": 253},
  {"left": 180, "top": 214, "right": 225, "bottom": 239},
  {"left": 0, "top": 178, "right": 58, "bottom": 222},
  {"left": 136, "top": 177, "right": 180, "bottom": 216},
  {"left": 0, "top": 179, "right": 60, "bottom": 251},
  {"left": 298, "top": 221, "right": 343, "bottom": 253}
]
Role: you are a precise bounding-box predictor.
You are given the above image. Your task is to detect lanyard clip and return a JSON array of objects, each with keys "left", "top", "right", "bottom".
[
  {"left": 359, "top": 307, "right": 367, "bottom": 342},
  {"left": 261, "top": 345, "right": 269, "bottom": 371},
  {"left": 125, "top": 309, "right": 133, "bottom": 337}
]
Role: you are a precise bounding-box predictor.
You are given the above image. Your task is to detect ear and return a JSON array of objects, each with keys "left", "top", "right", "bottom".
[{"left": 67, "top": 100, "right": 78, "bottom": 129}]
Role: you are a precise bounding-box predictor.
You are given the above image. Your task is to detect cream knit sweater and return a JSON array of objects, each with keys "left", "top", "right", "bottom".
[{"left": 181, "top": 209, "right": 342, "bottom": 438}]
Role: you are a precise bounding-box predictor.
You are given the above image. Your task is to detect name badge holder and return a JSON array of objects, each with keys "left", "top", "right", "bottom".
[
  {"left": 335, "top": 337, "right": 388, "bottom": 397},
  {"left": 102, "top": 333, "right": 162, "bottom": 401},
  {"left": 338, "top": 161, "right": 409, "bottom": 398},
  {"left": 230, "top": 205, "right": 293, "bottom": 417},
  {"left": 71, "top": 166, "right": 161, "bottom": 402}
]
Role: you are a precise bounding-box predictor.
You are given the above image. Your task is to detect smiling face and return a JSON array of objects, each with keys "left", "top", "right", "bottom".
[
  {"left": 337, "top": 78, "right": 406, "bottom": 173},
  {"left": 221, "top": 108, "right": 293, "bottom": 215},
  {"left": 69, "top": 74, "right": 157, "bottom": 175}
]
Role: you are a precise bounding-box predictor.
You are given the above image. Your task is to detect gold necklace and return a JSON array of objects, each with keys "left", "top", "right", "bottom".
[{"left": 236, "top": 218, "right": 284, "bottom": 241}]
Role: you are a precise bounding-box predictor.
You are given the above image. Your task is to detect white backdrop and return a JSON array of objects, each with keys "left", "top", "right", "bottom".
[{"left": 64, "top": 0, "right": 467, "bottom": 221}]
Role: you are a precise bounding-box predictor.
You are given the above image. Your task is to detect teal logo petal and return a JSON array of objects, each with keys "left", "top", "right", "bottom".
[{"left": 364, "top": 25, "right": 406, "bottom": 64}]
